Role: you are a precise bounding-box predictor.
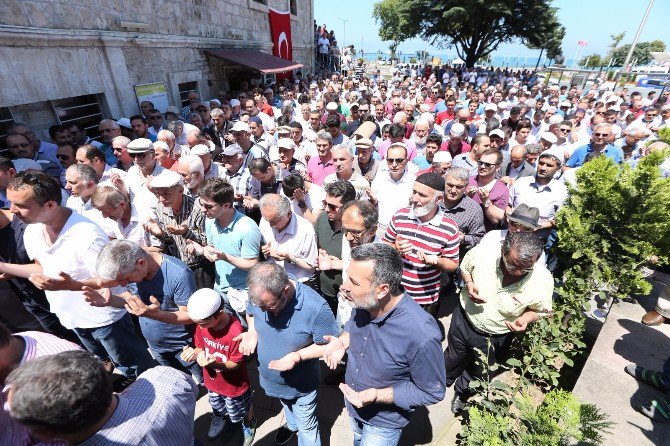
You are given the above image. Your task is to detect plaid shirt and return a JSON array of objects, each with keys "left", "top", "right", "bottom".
[
  {"left": 442, "top": 195, "right": 485, "bottom": 251},
  {"left": 223, "top": 167, "right": 254, "bottom": 212},
  {"left": 154, "top": 194, "right": 207, "bottom": 265}
]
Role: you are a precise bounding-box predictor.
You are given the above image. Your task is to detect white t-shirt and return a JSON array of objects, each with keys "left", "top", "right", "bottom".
[{"left": 24, "top": 211, "right": 127, "bottom": 329}]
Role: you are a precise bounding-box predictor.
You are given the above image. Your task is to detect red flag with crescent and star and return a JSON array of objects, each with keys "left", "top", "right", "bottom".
[{"left": 268, "top": 8, "right": 293, "bottom": 67}]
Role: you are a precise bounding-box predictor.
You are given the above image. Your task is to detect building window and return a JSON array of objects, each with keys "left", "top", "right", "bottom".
[
  {"left": 178, "top": 82, "right": 199, "bottom": 108},
  {"left": 0, "top": 107, "right": 15, "bottom": 140},
  {"left": 50, "top": 94, "right": 104, "bottom": 141},
  {"left": 289, "top": 0, "right": 297, "bottom": 15},
  {"left": 252, "top": 0, "right": 268, "bottom": 4}
]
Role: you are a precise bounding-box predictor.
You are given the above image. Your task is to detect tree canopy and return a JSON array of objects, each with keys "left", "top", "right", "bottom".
[
  {"left": 372, "top": 0, "right": 413, "bottom": 60},
  {"left": 610, "top": 40, "right": 666, "bottom": 66},
  {"left": 578, "top": 53, "right": 604, "bottom": 68},
  {"left": 385, "top": 0, "right": 564, "bottom": 67}
]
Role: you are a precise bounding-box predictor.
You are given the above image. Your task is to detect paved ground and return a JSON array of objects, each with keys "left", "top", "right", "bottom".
[
  {"left": 572, "top": 270, "right": 670, "bottom": 446},
  {"left": 193, "top": 295, "right": 463, "bottom": 446}
]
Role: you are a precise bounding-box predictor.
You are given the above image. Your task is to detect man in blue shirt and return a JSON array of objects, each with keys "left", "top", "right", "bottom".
[
  {"left": 322, "top": 243, "right": 446, "bottom": 445},
  {"left": 565, "top": 123, "right": 624, "bottom": 168},
  {"left": 186, "top": 178, "right": 261, "bottom": 321},
  {"left": 235, "top": 262, "right": 338, "bottom": 446},
  {"left": 87, "top": 239, "right": 201, "bottom": 382}
]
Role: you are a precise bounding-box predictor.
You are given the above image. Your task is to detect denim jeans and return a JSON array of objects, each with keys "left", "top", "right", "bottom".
[
  {"left": 279, "top": 390, "right": 320, "bottom": 446},
  {"left": 74, "top": 313, "right": 156, "bottom": 378},
  {"left": 151, "top": 347, "right": 204, "bottom": 384},
  {"left": 349, "top": 417, "right": 403, "bottom": 446}
]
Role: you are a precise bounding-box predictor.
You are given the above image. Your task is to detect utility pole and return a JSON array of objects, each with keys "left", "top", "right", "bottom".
[
  {"left": 337, "top": 18, "right": 348, "bottom": 48},
  {"left": 618, "top": 0, "right": 655, "bottom": 77}
]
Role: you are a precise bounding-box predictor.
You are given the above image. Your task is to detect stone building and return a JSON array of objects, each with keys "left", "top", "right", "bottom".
[{"left": 0, "top": 0, "right": 314, "bottom": 140}]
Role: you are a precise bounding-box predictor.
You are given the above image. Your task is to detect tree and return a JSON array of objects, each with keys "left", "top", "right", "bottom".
[
  {"left": 529, "top": 25, "right": 565, "bottom": 69},
  {"left": 578, "top": 53, "right": 604, "bottom": 68},
  {"left": 372, "top": 0, "right": 413, "bottom": 60},
  {"left": 400, "top": 0, "right": 564, "bottom": 67},
  {"left": 610, "top": 40, "right": 667, "bottom": 66}
]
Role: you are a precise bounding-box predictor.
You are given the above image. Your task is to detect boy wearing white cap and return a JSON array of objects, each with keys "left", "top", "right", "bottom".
[{"left": 182, "top": 289, "right": 256, "bottom": 443}]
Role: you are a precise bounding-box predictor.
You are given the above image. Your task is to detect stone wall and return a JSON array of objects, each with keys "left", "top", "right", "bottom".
[{"left": 0, "top": 0, "right": 314, "bottom": 137}]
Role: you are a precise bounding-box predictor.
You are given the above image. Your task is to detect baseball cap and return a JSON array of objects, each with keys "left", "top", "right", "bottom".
[
  {"left": 126, "top": 138, "right": 154, "bottom": 153},
  {"left": 489, "top": 129, "right": 505, "bottom": 139},
  {"left": 187, "top": 288, "right": 223, "bottom": 321},
  {"left": 221, "top": 145, "right": 243, "bottom": 156}
]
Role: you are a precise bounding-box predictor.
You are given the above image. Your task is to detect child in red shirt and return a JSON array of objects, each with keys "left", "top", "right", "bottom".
[{"left": 183, "top": 289, "right": 255, "bottom": 444}]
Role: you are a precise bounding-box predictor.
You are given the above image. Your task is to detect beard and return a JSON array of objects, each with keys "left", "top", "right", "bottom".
[
  {"left": 409, "top": 200, "right": 436, "bottom": 219},
  {"left": 346, "top": 290, "right": 380, "bottom": 311}
]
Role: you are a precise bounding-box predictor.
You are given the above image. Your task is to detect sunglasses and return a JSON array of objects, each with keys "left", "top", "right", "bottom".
[
  {"left": 386, "top": 157, "right": 406, "bottom": 164},
  {"left": 199, "top": 200, "right": 218, "bottom": 210},
  {"left": 129, "top": 152, "right": 149, "bottom": 159},
  {"left": 322, "top": 201, "right": 341, "bottom": 211},
  {"left": 56, "top": 154, "right": 71, "bottom": 160},
  {"left": 593, "top": 133, "right": 609, "bottom": 138},
  {"left": 559, "top": 128, "right": 571, "bottom": 133},
  {"left": 477, "top": 161, "right": 497, "bottom": 168},
  {"left": 149, "top": 115, "right": 162, "bottom": 120}
]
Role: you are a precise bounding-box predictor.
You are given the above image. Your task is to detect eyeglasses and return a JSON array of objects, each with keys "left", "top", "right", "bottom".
[
  {"left": 477, "top": 160, "right": 497, "bottom": 168},
  {"left": 343, "top": 227, "right": 367, "bottom": 237},
  {"left": 129, "top": 152, "right": 148, "bottom": 159},
  {"left": 593, "top": 133, "right": 609, "bottom": 138},
  {"left": 502, "top": 254, "right": 534, "bottom": 274},
  {"left": 386, "top": 157, "right": 406, "bottom": 164},
  {"left": 199, "top": 200, "right": 218, "bottom": 210},
  {"left": 559, "top": 128, "right": 571, "bottom": 133}
]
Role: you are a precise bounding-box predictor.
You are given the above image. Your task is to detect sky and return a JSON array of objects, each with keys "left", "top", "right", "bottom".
[{"left": 315, "top": 0, "right": 670, "bottom": 62}]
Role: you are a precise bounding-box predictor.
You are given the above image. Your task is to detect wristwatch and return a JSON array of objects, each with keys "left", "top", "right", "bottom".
[{"left": 483, "top": 199, "right": 491, "bottom": 208}]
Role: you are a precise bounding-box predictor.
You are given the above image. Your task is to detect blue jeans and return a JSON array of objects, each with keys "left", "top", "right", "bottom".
[
  {"left": 74, "top": 313, "right": 156, "bottom": 378},
  {"left": 279, "top": 390, "right": 320, "bottom": 446},
  {"left": 152, "top": 347, "right": 204, "bottom": 384},
  {"left": 349, "top": 417, "right": 402, "bottom": 446}
]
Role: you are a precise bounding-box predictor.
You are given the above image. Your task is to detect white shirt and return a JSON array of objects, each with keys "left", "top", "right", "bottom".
[
  {"left": 24, "top": 211, "right": 127, "bottom": 329},
  {"left": 126, "top": 163, "right": 164, "bottom": 213},
  {"left": 281, "top": 183, "right": 326, "bottom": 218},
  {"left": 65, "top": 195, "right": 112, "bottom": 232},
  {"left": 371, "top": 169, "right": 415, "bottom": 228},
  {"left": 100, "top": 164, "right": 127, "bottom": 183},
  {"left": 259, "top": 213, "right": 318, "bottom": 282},
  {"left": 111, "top": 203, "right": 156, "bottom": 247},
  {"left": 509, "top": 176, "right": 568, "bottom": 237}
]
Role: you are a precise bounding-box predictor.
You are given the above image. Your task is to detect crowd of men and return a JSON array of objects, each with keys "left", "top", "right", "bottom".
[{"left": 1, "top": 59, "right": 670, "bottom": 446}]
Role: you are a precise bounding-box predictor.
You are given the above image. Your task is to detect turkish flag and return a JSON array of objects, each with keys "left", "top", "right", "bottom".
[{"left": 268, "top": 8, "right": 293, "bottom": 63}]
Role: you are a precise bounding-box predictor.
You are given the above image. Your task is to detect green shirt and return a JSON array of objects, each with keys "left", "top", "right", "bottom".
[
  {"left": 315, "top": 212, "right": 343, "bottom": 298},
  {"left": 459, "top": 244, "right": 553, "bottom": 335}
]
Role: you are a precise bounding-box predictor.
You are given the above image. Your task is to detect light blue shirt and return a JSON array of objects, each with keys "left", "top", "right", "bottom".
[
  {"left": 566, "top": 143, "right": 624, "bottom": 168},
  {"left": 205, "top": 211, "right": 261, "bottom": 293}
]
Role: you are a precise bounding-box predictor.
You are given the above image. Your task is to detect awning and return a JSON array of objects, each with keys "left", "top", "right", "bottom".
[{"left": 204, "top": 49, "right": 303, "bottom": 74}]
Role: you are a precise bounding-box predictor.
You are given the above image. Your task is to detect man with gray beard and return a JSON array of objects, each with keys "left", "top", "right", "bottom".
[{"left": 382, "top": 173, "right": 460, "bottom": 318}]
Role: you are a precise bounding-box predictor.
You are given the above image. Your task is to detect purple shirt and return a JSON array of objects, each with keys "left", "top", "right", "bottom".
[
  {"left": 307, "top": 156, "right": 335, "bottom": 186},
  {"left": 468, "top": 176, "right": 509, "bottom": 231}
]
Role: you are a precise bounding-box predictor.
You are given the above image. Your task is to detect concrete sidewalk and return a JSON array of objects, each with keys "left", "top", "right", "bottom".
[
  {"left": 193, "top": 297, "right": 463, "bottom": 446},
  {"left": 572, "top": 271, "right": 670, "bottom": 446}
]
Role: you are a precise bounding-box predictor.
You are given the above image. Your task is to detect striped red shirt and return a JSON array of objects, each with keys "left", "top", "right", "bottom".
[{"left": 383, "top": 208, "right": 460, "bottom": 304}]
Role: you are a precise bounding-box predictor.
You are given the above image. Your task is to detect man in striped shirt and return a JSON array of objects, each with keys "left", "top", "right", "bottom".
[
  {"left": 0, "top": 321, "right": 80, "bottom": 446},
  {"left": 383, "top": 173, "right": 460, "bottom": 317}
]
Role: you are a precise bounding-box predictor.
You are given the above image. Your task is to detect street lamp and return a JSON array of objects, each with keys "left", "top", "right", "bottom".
[{"left": 338, "top": 18, "right": 348, "bottom": 48}]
